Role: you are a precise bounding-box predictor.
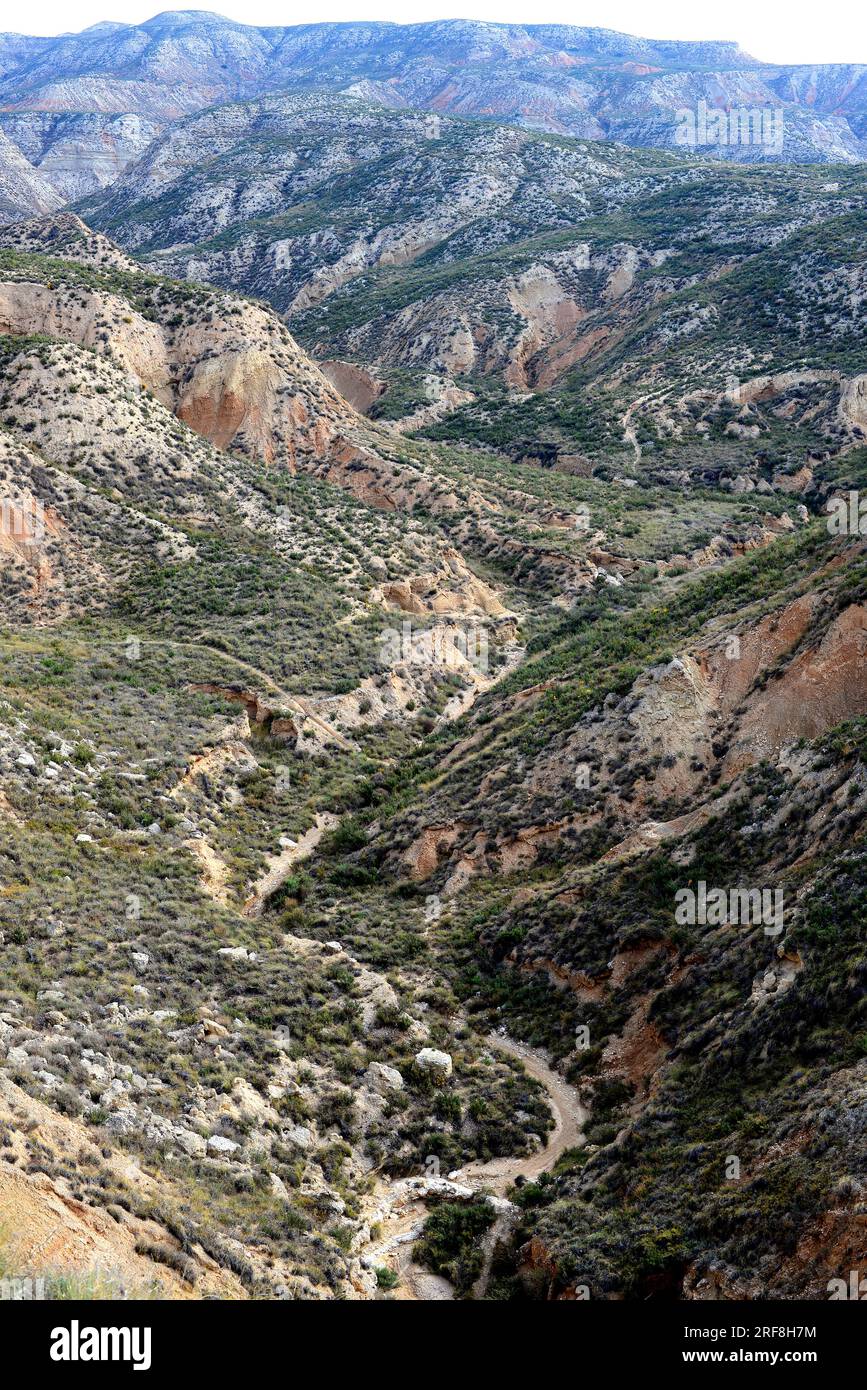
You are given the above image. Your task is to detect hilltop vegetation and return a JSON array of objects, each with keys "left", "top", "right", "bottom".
[{"left": 78, "top": 97, "right": 867, "bottom": 491}]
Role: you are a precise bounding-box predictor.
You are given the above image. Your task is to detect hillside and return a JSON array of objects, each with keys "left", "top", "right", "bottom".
[
  {"left": 0, "top": 215, "right": 576, "bottom": 1297},
  {"left": 0, "top": 89, "right": 864, "bottom": 1303},
  {"left": 0, "top": 126, "right": 63, "bottom": 220},
  {"left": 80, "top": 96, "right": 867, "bottom": 481},
  {"left": 297, "top": 523, "right": 867, "bottom": 1298},
  {"left": 1, "top": 208, "right": 861, "bottom": 1301},
  {"left": 0, "top": 12, "right": 864, "bottom": 185}
]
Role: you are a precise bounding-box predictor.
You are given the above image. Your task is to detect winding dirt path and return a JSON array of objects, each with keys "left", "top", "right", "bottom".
[
  {"left": 360, "top": 1033, "right": 586, "bottom": 1300},
  {"left": 454, "top": 1033, "right": 587, "bottom": 1194},
  {"left": 621, "top": 395, "right": 645, "bottom": 462},
  {"left": 621, "top": 388, "right": 670, "bottom": 464},
  {"left": 156, "top": 638, "right": 355, "bottom": 750},
  {"left": 74, "top": 635, "right": 354, "bottom": 750}
]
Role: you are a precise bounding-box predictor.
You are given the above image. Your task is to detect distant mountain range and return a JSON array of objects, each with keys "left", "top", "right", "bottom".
[{"left": 0, "top": 10, "right": 864, "bottom": 218}]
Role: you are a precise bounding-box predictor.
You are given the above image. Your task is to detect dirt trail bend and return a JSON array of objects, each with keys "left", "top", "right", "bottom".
[
  {"left": 361, "top": 1033, "right": 586, "bottom": 1299},
  {"left": 453, "top": 1033, "right": 587, "bottom": 1194},
  {"left": 76, "top": 635, "right": 354, "bottom": 750}
]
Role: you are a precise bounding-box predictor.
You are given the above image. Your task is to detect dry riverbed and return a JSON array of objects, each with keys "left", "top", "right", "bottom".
[{"left": 359, "top": 1033, "right": 587, "bottom": 1300}]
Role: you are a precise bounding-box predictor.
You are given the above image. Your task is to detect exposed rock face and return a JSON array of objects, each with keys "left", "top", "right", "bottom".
[
  {"left": 388, "top": 561, "right": 867, "bottom": 895},
  {"left": 0, "top": 126, "right": 63, "bottom": 220},
  {"left": 78, "top": 95, "right": 864, "bottom": 477},
  {"left": 0, "top": 112, "right": 161, "bottom": 200},
  {"left": 0, "top": 1075, "right": 245, "bottom": 1299},
  {"left": 403, "top": 823, "right": 466, "bottom": 880},
  {"left": 318, "top": 359, "right": 386, "bottom": 413},
  {"left": 840, "top": 374, "right": 867, "bottom": 435},
  {"left": 505, "top": 259, "right": 591, "bottom": 390},
  {"left": 186, "top": 684, "right": 299, "bottom": 742},
  {"left": 0, "top": 216, "right": 526, "bottom": 543},
  {"left": 389, "top": 377, "right": 475, "bottom": 434},
  {"left": 0, "top": 216, "right": 365, "bottom": 469},
  {"left": 374, "top": 547, "right": 511, "bottom": 622},
  {"left": 722, "top": 602, "right": 867, "bottom": 773}
]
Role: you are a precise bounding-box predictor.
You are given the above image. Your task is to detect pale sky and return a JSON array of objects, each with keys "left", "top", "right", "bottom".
[{"left": 6, "top": 1, "right": 865, "bottom": 66}]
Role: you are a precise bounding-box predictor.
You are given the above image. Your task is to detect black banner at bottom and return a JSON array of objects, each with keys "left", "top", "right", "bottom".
[{"left": 0, "top": 1296, "right": 861, "bottom": 1377}]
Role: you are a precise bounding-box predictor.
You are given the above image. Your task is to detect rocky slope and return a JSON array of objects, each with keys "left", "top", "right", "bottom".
[
  {"left": 0, "top": 126, "right": 63, "bottom": 220},
  {"left": 80, "top": 95, "right": 866, "bottom": 494},
  {"left": 307, "top": 524, "right": 867, "bottom": 1299},
  {"left": 0, "top": 112, "right": 162, "bottom": 200},
  {"left": 0, "top": 14, "right": 864, "bottom": 165},
  {"left": 0, "top": 215, "right": 570, "bottom": 1298},
  {"left": 0, "top": 127, "right": 863, "bottom": 1301}
]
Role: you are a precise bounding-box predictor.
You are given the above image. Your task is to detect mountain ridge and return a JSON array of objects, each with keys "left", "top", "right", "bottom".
[{"left": 0, "top": 10, "right": 863, "bottom": 208}]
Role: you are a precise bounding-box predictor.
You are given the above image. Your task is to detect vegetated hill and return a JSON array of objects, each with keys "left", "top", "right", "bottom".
[
  {"left": 0, "top": 214, "right": 546, "bottom": 681},
  {"left": 0, "top": 219, "right": 576, "bottom": 1298},
  {"left": 4, "top": 213, "right": 800, "bottom": 613},
  {"left": 0, "top": 200, "right": 862, "bottom": 1296},
  {"left": 80, "top": 95, "right": 867, "bottom": 483},
  {"left": 296, "top": 521, "right": 867, "bottom": 1298},
  {"left": 0, "top": 13, "right": 864, "bottom": 165}
]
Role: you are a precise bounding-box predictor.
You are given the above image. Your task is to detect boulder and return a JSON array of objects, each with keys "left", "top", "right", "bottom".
[
  {"left": 207, "top": 1134, "right": 240, "bottom": 1156},
  {"left": 414, "top": 1048, "right": 453, "bottom": 1083},
  {"left": 174, "top": 1127, "right": 207, "bottom": 1158},
  {"left": 365, "top": 1061, "right": 404, "bottom": 1093}
]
